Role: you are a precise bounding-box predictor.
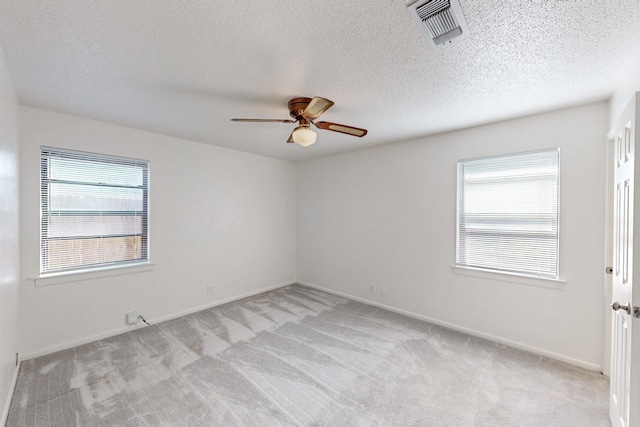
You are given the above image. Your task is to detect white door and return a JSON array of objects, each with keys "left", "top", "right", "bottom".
[{"left": 610, "top": 94, "right": 640, "bottom": 427}]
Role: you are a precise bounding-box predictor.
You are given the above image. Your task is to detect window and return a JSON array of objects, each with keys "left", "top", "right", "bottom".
[
  {"left": 40, "top": 147, "right": 149, "bottom": 274},
  {"left": 456, "top": 148, "right": 559, "bottom": 279}
]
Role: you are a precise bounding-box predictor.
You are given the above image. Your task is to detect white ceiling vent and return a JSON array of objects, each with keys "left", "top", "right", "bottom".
[{"left": 407, "top": 0, "right": 470, "bottom": 46}]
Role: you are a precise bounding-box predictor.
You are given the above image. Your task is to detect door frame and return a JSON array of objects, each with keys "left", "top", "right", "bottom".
[{"left": 604, "top": 133, "right": 615, "bottom": 377}]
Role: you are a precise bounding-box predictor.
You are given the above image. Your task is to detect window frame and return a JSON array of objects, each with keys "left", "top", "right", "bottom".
[
  {"left": 455, "top": 148, "right": 560, "bottom": 280},
  {"left": 40, "top": 146, "right": 150, "bottom": 275}
]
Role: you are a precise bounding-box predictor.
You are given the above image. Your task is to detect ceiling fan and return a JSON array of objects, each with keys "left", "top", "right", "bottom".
[{"left": 231, "top": 97, "right": 367, "bottom": 147}]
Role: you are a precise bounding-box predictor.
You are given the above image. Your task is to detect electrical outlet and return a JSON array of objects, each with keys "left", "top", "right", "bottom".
[
  {"left": 207, "top": 286, "right": 214, "bottom": 295},
  {"left": 381, "top": 287, "right": 388, "bottom": 297},
  {"left": 369, "top": 284, "right": 377, "bottom": 295},
  {"left": 126, "top": 310, "right": 139, "bottom": 325}
]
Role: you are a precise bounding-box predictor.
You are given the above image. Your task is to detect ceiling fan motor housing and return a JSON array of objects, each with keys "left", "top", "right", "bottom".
[{"left": 288, "top": 97, "right": 313, "bottom": 120}]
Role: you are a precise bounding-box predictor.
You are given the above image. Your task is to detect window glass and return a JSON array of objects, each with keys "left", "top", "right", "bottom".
[
  {"left": 456, "top": 149, "right": 559, "bottom": 278},
  {"left": 40, "top": 147, "right": 149, "bottom": 274}
]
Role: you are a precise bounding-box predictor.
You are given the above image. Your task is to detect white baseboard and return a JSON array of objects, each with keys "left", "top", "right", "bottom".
[
  {"left": 1, "top": 358, "right": 20, "bottom": 427},
  {"left": 22, "top": 280, "right": 295, "bottom": 360},
  {"left": 22, "top": 278, "right": 603, "bottom": 373},
  {"left": 297, "top": 280, "right": 602, "bottom": 372}
]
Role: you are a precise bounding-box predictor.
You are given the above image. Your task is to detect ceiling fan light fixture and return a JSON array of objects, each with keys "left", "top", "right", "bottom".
[
  {"left": 231, "top": 96, "right": 367, "bottom": 147},
  {"left": 292, "top": 125, "right": 317, "bottom": 147}
]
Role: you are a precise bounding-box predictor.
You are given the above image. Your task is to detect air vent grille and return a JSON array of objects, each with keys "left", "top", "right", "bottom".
[
  {"left": 408, "top": 0, "right": 470, "bottom": 46},
  {"left": 416, "top": 1, "right": 456, "bottom": 38}
]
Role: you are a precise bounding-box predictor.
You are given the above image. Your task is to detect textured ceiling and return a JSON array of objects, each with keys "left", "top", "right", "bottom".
[{"left": 0, "top": 0, "right": 639, "bottom": 162}]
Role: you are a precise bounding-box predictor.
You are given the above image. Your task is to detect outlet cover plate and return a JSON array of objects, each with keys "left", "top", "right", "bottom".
[{"left": 126, "top": 311, "right": 138, "bottom": 325}]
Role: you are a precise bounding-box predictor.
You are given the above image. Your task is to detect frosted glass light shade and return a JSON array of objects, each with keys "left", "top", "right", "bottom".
[{"left": 292, "top": 126, "right": 317, "bottom": 147}]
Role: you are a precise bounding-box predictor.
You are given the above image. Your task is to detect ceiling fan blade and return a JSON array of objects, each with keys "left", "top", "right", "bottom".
[
  {"left": 302, "top": 97, "right": 334, "bottom": 119},
  {"left": 231, "top": 118, "right": 296, "bottom": 123},
  {"left": 287, "top": 131, "right": 294, "bottom": 143},
  {"left": 315, "top": 121, "right": 367, "bottom": 137}
]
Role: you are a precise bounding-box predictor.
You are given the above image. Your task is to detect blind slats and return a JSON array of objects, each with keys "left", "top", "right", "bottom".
[
  {"left": 456, "top": 149, "right": 559, "bottom": 278},
  {"left": 41, "top": 146, "right": 149, "bottom": 274}
]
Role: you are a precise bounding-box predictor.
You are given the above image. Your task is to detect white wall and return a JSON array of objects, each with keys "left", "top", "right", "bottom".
[
  {"left": 297, "top": 101, "right": 608, "bottom": 370},
  {"left": 0, "top": 47, "right": 19, "bottom": 423},
  {"left": 610, "top": 53, "right": 640, "bottom": 127},
  {"left": 18, "top": 106, "right": 297, "bottom": 357}
]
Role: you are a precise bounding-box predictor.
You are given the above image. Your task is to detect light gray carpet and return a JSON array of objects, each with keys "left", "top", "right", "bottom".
[{"left": 7, "top": 284, "right": 609, "bottom": 426}]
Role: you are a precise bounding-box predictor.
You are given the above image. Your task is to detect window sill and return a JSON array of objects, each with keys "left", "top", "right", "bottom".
[
  {"left": 452, "top": 265, "right": 566, "bottom": 290},
  {"left": 32, "top": 262, "right": 155, "bottom": 287}
]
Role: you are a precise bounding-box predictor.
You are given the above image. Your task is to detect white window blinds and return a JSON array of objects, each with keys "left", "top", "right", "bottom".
[
  {"left": 456, "top": 149, "right": 559, "bottom": 278},
  {"left": 40, "top": 147, "right": 149, "bottom": 274}
]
